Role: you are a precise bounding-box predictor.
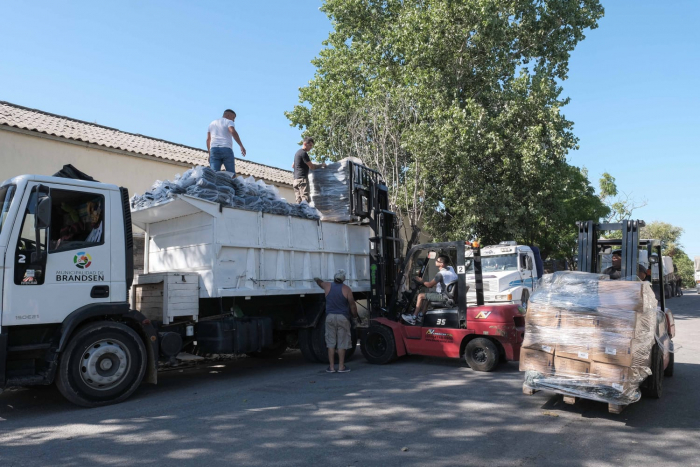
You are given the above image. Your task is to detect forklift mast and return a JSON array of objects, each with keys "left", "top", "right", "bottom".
[
  {"left": 347, "top": 162, "right": 401, "bottom": 314},
  {"left": 576, "top": 219, "right": 666, "bottom": 311}
]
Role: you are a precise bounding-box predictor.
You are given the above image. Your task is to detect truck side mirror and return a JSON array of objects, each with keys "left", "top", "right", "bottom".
[
  {"left": 35, "top": 196, "right": 51, "bottom": 229},
  {"left": 527, "top": 256, "right": 533, "bottom": 270}
]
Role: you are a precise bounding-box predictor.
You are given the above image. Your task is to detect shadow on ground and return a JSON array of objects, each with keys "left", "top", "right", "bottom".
[{"left": 1, "top": 294, "right": 700, "bottom": 466}]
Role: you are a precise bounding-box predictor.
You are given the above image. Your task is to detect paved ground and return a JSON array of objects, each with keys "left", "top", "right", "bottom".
[{"left": 1, "top": 292, "right": 699, "bottom": 466}]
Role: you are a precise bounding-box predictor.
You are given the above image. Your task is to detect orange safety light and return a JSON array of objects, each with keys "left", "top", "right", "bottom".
[{"left": 472, "top": 241, "right": 479, "bottom": 248}]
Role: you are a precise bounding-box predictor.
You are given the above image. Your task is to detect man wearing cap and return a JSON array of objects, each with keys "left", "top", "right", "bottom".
[
  {"left": 314, "top": 270, "right": 359, "bottom": 373},
  {"left": 603, "top": 250, "right": 647, "bottom": 280},
  {"left": 207, "top": 109, "right": 246, "bottom": 174}
]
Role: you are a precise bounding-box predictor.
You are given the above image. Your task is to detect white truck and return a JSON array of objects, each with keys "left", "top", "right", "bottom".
[
  {"left": 0, "top": 168, "right": 397, "bottom": 406},
  {"left": 695, "top": 256, "right": 700, "bottom": 294},
  {"left": 465, "top": 241, "right": 540, "bottom": 308}
]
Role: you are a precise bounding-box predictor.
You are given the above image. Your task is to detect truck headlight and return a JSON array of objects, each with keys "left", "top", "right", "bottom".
[{"left": 495, "top": 294, "right": 512, "bottom": 301}]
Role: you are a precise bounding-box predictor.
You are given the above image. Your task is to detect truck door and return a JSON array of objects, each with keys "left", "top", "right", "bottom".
[{"left": 3, "top": 183, "right": 111, "bottom": 326}]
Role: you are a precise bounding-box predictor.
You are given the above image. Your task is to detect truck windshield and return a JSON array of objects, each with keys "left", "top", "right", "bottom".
[
  {"left": 481, "top": 254, "right": 518, "bottom": 272},
  {"left": 0, "top": 184, "right": 16, "bottom": 236},
  {"left": 464, "top": 253, "right": 519, "bottom": 272}
]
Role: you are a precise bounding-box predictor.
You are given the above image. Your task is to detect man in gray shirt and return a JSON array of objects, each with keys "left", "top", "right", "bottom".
[
  {"left": 314, "top": 270, "right": 359, "bottom": 373},
  {"left": 293, "top": 137, "right": 325, "bottom": 203}
]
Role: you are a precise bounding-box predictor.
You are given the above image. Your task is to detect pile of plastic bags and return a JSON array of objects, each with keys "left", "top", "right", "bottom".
[{"left": 130, "top": 166, "right": 321, "bottom": 220}]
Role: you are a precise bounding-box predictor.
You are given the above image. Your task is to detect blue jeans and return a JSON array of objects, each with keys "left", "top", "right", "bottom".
[{"left": 209, "top": 147, "right": 236, "bottom": 174}]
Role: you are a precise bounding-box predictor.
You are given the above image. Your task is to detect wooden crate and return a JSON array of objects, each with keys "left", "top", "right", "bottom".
[{"left": 131, "top": 273, "right": 199, "bottom": 324}]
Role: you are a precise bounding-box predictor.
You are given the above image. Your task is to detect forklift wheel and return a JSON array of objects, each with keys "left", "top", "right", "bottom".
[
  {"left": 464, "top": 338, "right": 499, "bottom": 372},
  {"left": 641, "top": 343, "right": 663, "bottom": 399},
  {"left": 664, "top": 346, "right": 674, "bottom": 377},
  {"left": 361, "top": 325, "right": 397, "bottom": 365}
]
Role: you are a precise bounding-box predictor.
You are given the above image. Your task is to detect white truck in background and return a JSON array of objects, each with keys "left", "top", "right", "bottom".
[
  {"left": 695, "top": 256, "right": 700, "bottom": 293},
  {"left": 465, "top": 241, "right": 541, "bottom": 308}
]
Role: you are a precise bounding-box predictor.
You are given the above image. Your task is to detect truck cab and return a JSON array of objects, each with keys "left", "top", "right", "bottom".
[{"left": 465, "top": 241, "right": 540, "bottom": 308}]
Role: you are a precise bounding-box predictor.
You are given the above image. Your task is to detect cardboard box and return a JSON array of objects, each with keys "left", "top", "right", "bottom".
[
  {"left": 522, "top": 333, "right": 555, "bottom": 354},
  {"left": 555, "top": 342, "right": 595, "bottom": 362},
  {"left": 560, "top": 310, "right": 598, "bottom": 329},
  {"left": 553, "top": 356, "right": 590, "bottom": 380},
  {"left": 525, "top": 306, "right": 560, "bottom": 328},
  {"left": 596, "top": 281, "right": 644, "bottom": 312},
  {"left": 591, "top": 334, "right": 635, "bottom": 367},
  {"left": 519, "top": 348, "right": 555, "bottom": 375},
  {"left": 595, "top": 313, "right": 636, "bottom": 338},
  {"left": 591, "top": 361, "right": 635, "bottom": 393}
]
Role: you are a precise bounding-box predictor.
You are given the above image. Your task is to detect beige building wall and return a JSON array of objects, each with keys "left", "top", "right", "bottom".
[{"left": 0, "top": 127, "right": 295, "bottom": 202}]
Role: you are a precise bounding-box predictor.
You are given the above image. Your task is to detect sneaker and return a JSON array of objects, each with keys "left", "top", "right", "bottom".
[
  {"left": 401, "top": 314, "right": 416, "bottom": 325},
  {"left": 417, "top": 312, "right": 424, "bottom": 319},
  {"left": 338, "top": 367, "right": 351, "bottom": 373},
  {"left": 326, "top": 367, "right": 336, "bottom": 373}
]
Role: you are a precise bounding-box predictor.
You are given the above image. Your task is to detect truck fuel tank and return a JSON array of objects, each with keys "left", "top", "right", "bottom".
[{"left": 195, "top": 316, "right": 273, "bottom": 354}]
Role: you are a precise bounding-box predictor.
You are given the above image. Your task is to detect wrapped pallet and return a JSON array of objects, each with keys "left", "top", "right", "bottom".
[
  {"left": 521, "top": 271, "right": 657, "bottom": 406},
  {"left": 308, "top": 157, "right": 362, "bottom": 223}
]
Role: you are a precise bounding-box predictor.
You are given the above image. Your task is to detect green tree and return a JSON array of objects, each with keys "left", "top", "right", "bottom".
[
  {"left": 287, "top": 0, "right": 604, "bottom": 252},
  {"left": 598, "top": 172, "right": 647, "bottom": 223},
  {"left": 641, "top": 221, "right": 695, "bottom": 287}
]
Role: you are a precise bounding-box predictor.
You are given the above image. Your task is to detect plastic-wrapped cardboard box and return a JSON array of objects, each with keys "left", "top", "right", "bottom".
[
  {"left": 520, "top": 348, "right": 555, "bottom": 375},
  {"left": 554, "top": 355, "right": 591, "bottom": 380}
]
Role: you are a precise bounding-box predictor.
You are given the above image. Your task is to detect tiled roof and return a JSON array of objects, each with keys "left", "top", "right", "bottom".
[{"left": 0, "top": 101, "right": 294, "bottom": 186}]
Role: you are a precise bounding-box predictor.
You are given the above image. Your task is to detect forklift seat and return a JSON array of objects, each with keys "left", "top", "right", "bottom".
[{"left": 428, "top": 280, "right": 463, "bottom": 309}]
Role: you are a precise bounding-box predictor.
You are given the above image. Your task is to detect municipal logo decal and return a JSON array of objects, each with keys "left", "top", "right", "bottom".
[
  {"left": 474, "top": 311, "right": 492, "bottom": 319},
  {"left": 74, "top": 252, "right": 92, "bottom": 269}
]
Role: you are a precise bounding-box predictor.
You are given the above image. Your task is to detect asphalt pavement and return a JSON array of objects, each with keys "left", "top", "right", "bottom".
[{"left": 1, "top": 292, "right": 699, "bottom": 466}]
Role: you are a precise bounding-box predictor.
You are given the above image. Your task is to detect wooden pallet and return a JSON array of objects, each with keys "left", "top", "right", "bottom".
[{"left": 522, "top": 383, "right": 627, "bottom": 414}]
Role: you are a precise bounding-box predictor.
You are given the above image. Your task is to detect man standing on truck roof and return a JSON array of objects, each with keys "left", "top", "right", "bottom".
[
  {"left": 314, "top": 270, "right": 358, "bottom": 373},
  {"left": 402, "top": 255, "right": 457, "bottom": 325},
  {"left": 207, "top": 109, "right": 246, "bottom": 174},
  {"left": 603, "top": 250, "right": 647, "bottom": 280},
  {"left": 293, "top": 137, "right": 325, "bottom": 203}
]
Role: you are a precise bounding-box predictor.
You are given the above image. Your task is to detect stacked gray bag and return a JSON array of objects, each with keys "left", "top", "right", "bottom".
[{"left": 308, "top": 159, "right": 353, "bottom": 222}]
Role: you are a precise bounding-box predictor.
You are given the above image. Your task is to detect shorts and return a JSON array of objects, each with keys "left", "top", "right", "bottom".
[
  {"left": 210, "top": 147, "right": 236, "bottom": 174},
  {"left": 325, "top": 313, "right": 352, "bottom": 349},
  {"left": 293, "top": 178, "right": 310, "bottom": 203},
  {"left": 426, "top": 292, "right": 446, "bottom": 302}
]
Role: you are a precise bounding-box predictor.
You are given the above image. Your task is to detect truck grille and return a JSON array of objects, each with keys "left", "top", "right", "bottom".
[{"left": 467, "top": 280, "right": 495, "bottom": 292}]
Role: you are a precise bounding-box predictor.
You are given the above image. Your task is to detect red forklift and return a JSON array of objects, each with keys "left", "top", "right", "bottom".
[
  {"left": 360, "top": 240, "right": 525, "bottom": 371},
  {"left": 328, "top": 162, "right": 524, "bottom": 371}
]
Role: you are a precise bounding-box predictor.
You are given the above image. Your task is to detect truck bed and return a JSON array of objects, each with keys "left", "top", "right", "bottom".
[{"left": 131, "top": 195, "right": 370, "bottom": 298}]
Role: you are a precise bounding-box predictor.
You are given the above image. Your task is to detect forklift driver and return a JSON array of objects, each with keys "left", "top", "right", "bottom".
[
  {"left": 603, "top": 250, "right": 647, "bottom": 281},
  {"left": 402, "top": 255, "right": 457, "bottom": 325}
]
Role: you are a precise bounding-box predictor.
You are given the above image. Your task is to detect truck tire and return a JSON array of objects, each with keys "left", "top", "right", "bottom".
[
  {"left": 55, "top": 321, "right": 147, "bottom": 408},
  {"left": 664, "top": 348, "right": 674, "bottom": 377},
  {"left": 298, "top": 329, "right": 320, "bottom": 363},
  {"left": 641, "top": 343, "right": 663, "bottom": 399},
  {"left": 311, "top": 313, "right": 357, "bottom": 363},
  {"left": 464, "top": 338, "right": 499, "bottom": 372},
  {"left": 360, "top": 325, "right": 397, "bottom": 364}
]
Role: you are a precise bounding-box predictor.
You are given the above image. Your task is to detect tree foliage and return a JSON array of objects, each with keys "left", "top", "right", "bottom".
[
  {"left": 598, "top": 172, "right": 647, "bottom": 223},
  {"left": 641, "top": 221, "right": 695, "bottom": 287},
  {"left": 286, "top": 0, "right": 605, "bottom": 254}
]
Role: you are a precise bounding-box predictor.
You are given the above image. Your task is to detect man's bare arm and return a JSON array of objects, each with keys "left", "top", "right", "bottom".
[
  {"left": 305, "top": 160, "right": 326, "bottom": 170},
  {"left": 206, "top": 132, "right": 211, "bottom": 151},
  {"left": 313, "top": 277, "right": 330, "bottom": 293},
  {"left": 415, "top": 276, "right": 438, "bottom": 288},
  {"left": 344, "top": 286, "right": 359, "bottom": 318},
  {"left": 228, "top": 126, "right": 246, "bottom": 156}
]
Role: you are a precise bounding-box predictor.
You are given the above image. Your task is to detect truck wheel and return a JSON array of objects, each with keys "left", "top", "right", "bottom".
[
  {"left": 311, "top": 314, "right": 357, "bottom": 363},
  {"left": 55, "top": 321, "right": 147, "bottom": 408},
  {"left": 360, "top": 325, "right": 397, "bottom": 364},
  {"left": 246, "top": 340, "right": 287, "bottom": 359},
  {"left": 664, "top": 347, "right": 674, "bottom": 377},
  {"left": 464, "top": 338, "right": 499, "bottom": 372},
  {"left": 642, "top": 343, "right": 663, "bottom": 399},
  {"left": 298, "top": 329, "right": 320, "bottom": 363}
]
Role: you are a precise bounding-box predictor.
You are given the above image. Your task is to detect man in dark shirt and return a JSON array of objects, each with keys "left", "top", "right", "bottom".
[
  {"left": 292, "top": 137, "right": 325, "bottom": 203},
  {"left": 602, "top": 250, "right": 647, "bottom": 280}
]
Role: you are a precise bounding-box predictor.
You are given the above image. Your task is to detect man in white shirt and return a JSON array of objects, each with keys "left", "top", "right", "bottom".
[
  {"left": 402, "top": 255, "right": 458, "bottom": 325},
  {"left": 207, "top": 109, "right": 247, "bottom": 174},
  {"left": 85, "top": 200, "right": 103, "bottom": 243}
]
